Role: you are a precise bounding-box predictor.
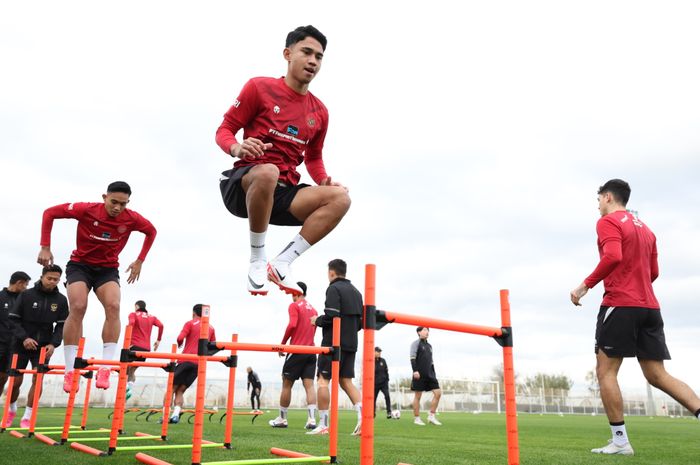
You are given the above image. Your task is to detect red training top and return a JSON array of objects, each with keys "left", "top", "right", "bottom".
[
  {"left": 584, "top": 210, "right": 660, "bottom": 309},
  {"left": 40, "top": 202, "right": 157, "bottom": 268},
  {"left": 128, "top": 310, "right": 164, "bottom": 348},
  {"left": 215, "top": 76, "right": 329, "bottom": 186},
  {"left": 281, "top": 298, "right": 318, "bottom": 346},
  {"left": 177, "top": 318, "right": 216, "bottom": 363}
]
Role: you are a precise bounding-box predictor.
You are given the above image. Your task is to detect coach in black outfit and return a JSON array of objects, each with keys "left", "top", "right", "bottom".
[{"left": 374, "top": 346, "right": 393, "bottom": 418}]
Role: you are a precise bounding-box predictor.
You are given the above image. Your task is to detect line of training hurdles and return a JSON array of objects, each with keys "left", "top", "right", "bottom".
[{"left": 1, "top": 263, "right": 519, "bottom": 464}]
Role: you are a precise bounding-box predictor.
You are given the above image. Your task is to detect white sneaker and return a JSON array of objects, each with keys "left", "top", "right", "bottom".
[
  {"left": 414, "top": 417, "right": 426, "bottom": 426},
  {"left": 268, "top": 417, "right": 287, "bottom": 428},
  {"left": 428, "top": 415, "right": 442, "bottom": 426},
  {"left": 591, "top": 440, "right": 634, "bottom": 456},
  {"left": 248, "top": 261, "right": 269, "bottom": 296},
  {"left": 306, "top": 425, "right": 329, "bottom": 435},
  {"left": 304, "top": 419, "right": 316, "bottom": 430},
  {"left": 351, "top": 421, "right": 362, "bottom": 436},
  {"left": 267, "top": 261, "right": 302, "bottom": 296}
]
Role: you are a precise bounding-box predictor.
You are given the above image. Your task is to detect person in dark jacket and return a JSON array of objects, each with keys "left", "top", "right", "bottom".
[
  {"left": 310, "top": 258, "right": 363, "bottom": 436},
  {"left": 0, "top": 271, "right": 31, "bottom": 405},
  {"left": 6, "top": 265, "right": 68, "bottom": 428},
  {"left": 246, "top": 366, "right": 262, "bottom": 410},
  {"left": 374, "top": 347, "right": 393, "bottom": 419},
  {"left": 410, "top": 326, "right": 442, "bottom": 426}
]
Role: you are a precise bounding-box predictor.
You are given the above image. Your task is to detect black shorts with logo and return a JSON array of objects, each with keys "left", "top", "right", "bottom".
[
  {"left": 129, "top": 345, "right": 149, "bottom": 362},
  {"left": 219, "top": 167, "right": 310, "bottom": 226},
  {"left": 411, "top": 375, "right": 440, "bottom": 392},
  {"left": 317, "top": 350, "right": 355, "bottom": 379},
  {"left": 66, "top": 261, "right": 120, "bottom": 291},
  {"left": 173, "top": 362, "right": 198, "bottom": 388},
  {"left": 595, "top": 306, "right": 671, "bottom": 360},
  {"left": 282, "top": 353, "right": 317, "bottom": 381}
]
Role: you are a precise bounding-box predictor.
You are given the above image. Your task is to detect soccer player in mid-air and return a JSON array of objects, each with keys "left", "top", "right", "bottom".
[
  {"left": 570, "top": 179, "right": 700, "bottom": 455},
  {"left": 38, "top": 181, "right": 157, "bottom": 392},
  {"left": 126, "top": 300, "right": 163, "bottom": 399},
  {"left": 216, "top": 25, "right": 350, "bottom": 297}
]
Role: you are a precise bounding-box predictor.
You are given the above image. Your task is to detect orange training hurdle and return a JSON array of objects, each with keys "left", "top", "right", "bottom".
[{"left": 360, "top": 264, "right": 519, "bottom": 465}]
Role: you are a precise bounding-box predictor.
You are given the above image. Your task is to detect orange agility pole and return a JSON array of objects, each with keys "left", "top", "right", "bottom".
[
  {"left": 223, "top": 334, "right": 238, "bottom": 449},
  {"left": 61, "top": 337, "right": 86, "bottom": 443},
  {"left": 328, "top": 316, "right": 341, "bottom": 463},
  {"left": 361, "top": 264, "right": 520, "bottom": 465},
  {"left": 26, "top": 346, "right": 49, "bottom": 437},
  {"left": 211, "top": 341, "right": 332, "bottom": 355},
  {"left": 191, "top": 305, "right": 213, "bottom": 465},
  {"left": 0, "top": 354, "right": 19, "bottom": 432},
  {"left": 160, "top": 344, "right": 178, "bottom": 440}
]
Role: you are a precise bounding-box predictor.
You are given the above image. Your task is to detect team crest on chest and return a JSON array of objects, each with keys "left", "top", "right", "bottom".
[
  {"left": 118, "top": 225, "right": 127, "bottom": 234},
  {"left": 273, "top": 105, "right": 280, "bottom": 114},
  {"left": 307, "top": 117, "right": 315, "bottom": 127},
  {"left": 51, "top": 303, "right": 58, "bottom": 312}
]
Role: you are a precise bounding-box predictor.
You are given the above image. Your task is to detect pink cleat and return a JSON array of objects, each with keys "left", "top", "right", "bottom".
[
  {"left": 20, "top": 418, "right": 30, "bottom": 429},
  {"left": 3, "top": 411, "right": 16, "bottom": 428},
  {"left": 96, "top": 367, "right": 111, "bottom": 389},
  {"left": 63, "top": 372, "right": 79, "bottom": 394}
]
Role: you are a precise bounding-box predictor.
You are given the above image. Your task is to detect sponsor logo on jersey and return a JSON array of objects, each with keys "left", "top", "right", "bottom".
[
  {"left": 51, "top": 303, "right": 58, "bottom": 312},
  {"left": 68, "top": 203, "right": 75, "bottom": 210},
  {"left": 102, "top": 232, "right": 112, "bottom": 239},
  {"left": 32, "top": 302, "right": 38, "bottom": 309},
  {"left": 94, "top": 221, "right": 99, "bottom": 226},
  {"left": 287, "top": 125, "right": 299, "bottom": 136},
  {"left": 89, "top": 234, "right": 118, "bottom": 242},
  {"left": 233, "top": 99, "right": 241, "bottom": 108}
]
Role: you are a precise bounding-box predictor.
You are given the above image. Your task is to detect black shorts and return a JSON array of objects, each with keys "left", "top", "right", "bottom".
[
  {"left": 173, "top": 362, "right": 198, "bottom": 388},
  {"left": 317, "top": 350, "right": 355, "bottom": 379},
  {"left": 595, "top": 306, "right": 671, "bottom": 360},
  {"left": 0, "top": 341, "right": 13, "bottom": 373},
  {"left": 129, "top": 345, "right": 149, "bottom": 362},
  {"left": 13, "top": 347, "right": 51, "bottom": 371},
  {"left": 219, "top": 167, "right": 310, "bottom": 226},
  {"left": 411, "top": 376, "right": 440, "bottom": 392},
  {"left": 282, "top": 353, "right": 317, "bottom": 380},
  {"left": 66, "top": 261, "right": 120, "bottom": 291}
]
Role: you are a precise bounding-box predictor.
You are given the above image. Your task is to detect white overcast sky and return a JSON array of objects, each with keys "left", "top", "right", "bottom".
[{"left": 2, "top": 1, "right": 699, "bottom": 397}]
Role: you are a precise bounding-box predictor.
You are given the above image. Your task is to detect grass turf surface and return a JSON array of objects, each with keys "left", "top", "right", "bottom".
[{"left": 0, "top": 408, "right": 698, "bottom": 464}]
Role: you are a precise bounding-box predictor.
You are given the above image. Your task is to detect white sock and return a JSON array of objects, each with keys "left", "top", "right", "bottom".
[
  {"left": 102, "top": 342, "right": 118, "bottom": 361},
  {"left": 250, "top": 231, "right": 267, "bottom": 263},
  {"left": 127, "top": 381, "right": 134, "bottom": 390},
  {"left": 64, "top": 345, "right": 78, "bottom": 372},
  {"left": 279, "top": 407, "right": 288, "bottom": 420},
  {"left": 354, "top": 402, "right": 362, "bottom": 421},
  {"left": 319, "top": 410, "right": 329, "bottom": 428},
  {"left": 22, "top": 407, "right": 33, "bottom": 420},
  {"left": 274, "top": 234, "right": 311, "bottom": 264},
  {"left": 9, "top": 402, "right": 17, "bottom": 412},
  {"left": 610, "top": 423, "right": 629, "bottom": 446},
  {"left": 308, "top": 403, "right": 317, "bottom": 421},
  {"left": 172, "top": 406, "right": 181, "bottom": 417}
]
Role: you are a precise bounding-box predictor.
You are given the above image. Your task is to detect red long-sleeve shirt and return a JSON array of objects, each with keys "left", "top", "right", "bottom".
[
  {"left": 584, "top": 210, "right": 660, "bottom": 308},
  {"left": 128, "top": 310, "right": 163, "bottom": 348},
  {"left": 40, "top": 202, "right": 156, "bottom": 268},
  {"left": 215, "top": 76, "right": 329, "bottom": 186},
  {"left": 281, "top": 299, "right": 317, "bottom": 346},
  {"left": 177, "top": 318, "right": 216, "bottom": 363}
]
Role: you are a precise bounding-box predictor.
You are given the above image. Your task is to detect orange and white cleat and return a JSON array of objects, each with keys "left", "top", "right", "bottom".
[
  {"left": 247, "top": 261, "right": 269, "bottom": 296},
  {"left": 267, "top": 261, "right": 302, "bottom": 296}
]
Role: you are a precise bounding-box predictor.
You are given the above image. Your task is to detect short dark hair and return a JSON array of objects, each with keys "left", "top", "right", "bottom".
[
  {"left": 135, "top": 300, "right": 147, "bottom": 311},
  {"left": 328, "top": 259, "right": 347, "bottom": 277},
  {"left": 416, "top": 326, "right": 428, "bottom": 333},
  {"left": 286, "top": 25, "right": 327, "bottom": 51},
  {"left": 297, "top": 281, "right": 307, "bottom": 296},
  {"left": 107, "top": 181, "right": 132, "bottom": 196},
  {"left": 193, "top": 304, "right": 203, "bottom": 317},
  {"left": 42, "top": 264, "right": 62, "bottom": 276},
  {"left": 598, "top": 179, "right": 630, "bottom": 206},
  {"left": 10, "top": 271, "right": 31, "bottom": 284}
]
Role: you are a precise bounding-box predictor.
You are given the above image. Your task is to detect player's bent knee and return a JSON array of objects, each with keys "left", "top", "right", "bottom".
[{"left": 250, "top": 164, "right": 280, "bottom": 185}]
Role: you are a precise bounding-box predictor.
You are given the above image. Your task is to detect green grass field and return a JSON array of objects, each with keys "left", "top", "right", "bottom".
[{"left": 0, "top": 408, "right": 698, "bottom": 464}]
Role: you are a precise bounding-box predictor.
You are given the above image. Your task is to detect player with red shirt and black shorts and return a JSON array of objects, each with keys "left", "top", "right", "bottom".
[
  {"left": 165, "top": 304, "right": 216, "bottom": 424},
  {"left": 126, "top": 300, "right": 163, "bottom": 399},
  {"left": 216, "top": 25, "right": 350, "bottom": 297},
  {"left": 37, "top": 181, "right": 157, "bottom": 393},
  {"left": 571, "top": 179, "right": 700, "bottom": 456},
  {"left": 268, "top": 281, "right": 319, "bottom": 429}
]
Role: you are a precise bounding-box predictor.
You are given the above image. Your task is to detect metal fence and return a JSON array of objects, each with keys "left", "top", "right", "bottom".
[{"left": 3, "top": 375, "right": 693, "bottom": 418}]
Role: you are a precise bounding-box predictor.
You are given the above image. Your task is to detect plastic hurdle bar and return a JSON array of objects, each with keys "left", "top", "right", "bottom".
[{"left": 359, "top": 264, "right": 520, "bottom": 465}]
